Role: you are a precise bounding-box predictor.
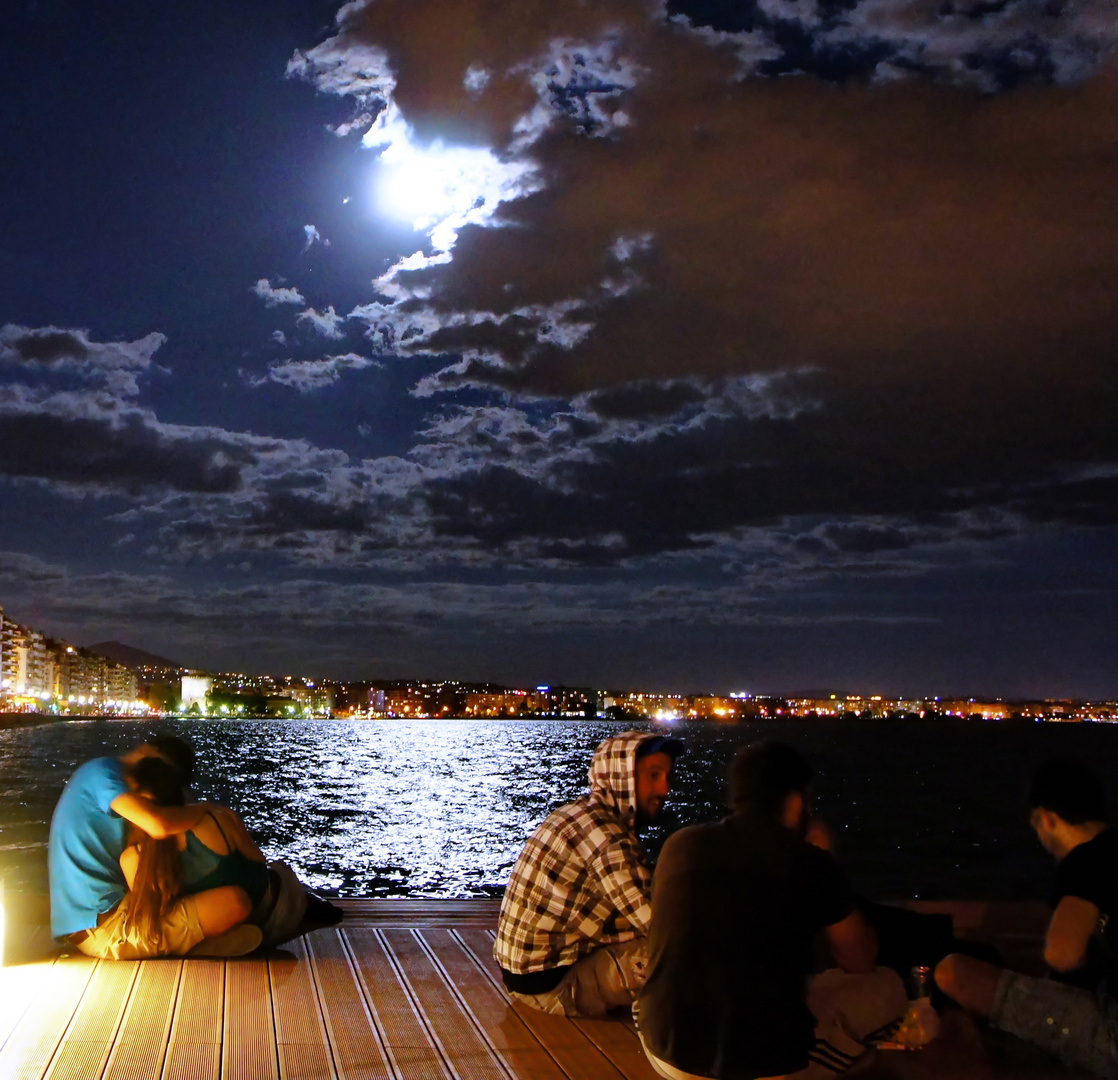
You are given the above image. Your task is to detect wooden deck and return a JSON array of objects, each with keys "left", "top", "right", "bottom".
[{"left": 0, "top": 900, "right": 1093, "bottom": 1080}]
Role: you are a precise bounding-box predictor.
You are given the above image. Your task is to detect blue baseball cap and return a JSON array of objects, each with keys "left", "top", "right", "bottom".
[{"left": 636, "top": 734, "right": 685, "bottom": 760}]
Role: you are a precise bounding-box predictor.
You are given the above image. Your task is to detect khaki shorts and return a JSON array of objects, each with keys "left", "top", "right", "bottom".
[
  {"left": 511, "top": 938, "right": 649, "bottom": 1018},
  {"left": 74, "top": 895, "right": 205, "bottom": 960}
]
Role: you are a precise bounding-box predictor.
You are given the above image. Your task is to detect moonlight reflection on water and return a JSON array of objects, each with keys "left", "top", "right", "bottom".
[{"left": 4, "top": 717, "right": 1118, "bottom": 899}]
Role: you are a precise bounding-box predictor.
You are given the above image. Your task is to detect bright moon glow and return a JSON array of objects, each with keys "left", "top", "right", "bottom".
[{"left": 368, "top": 105, "right": 538, "bottom": 252}]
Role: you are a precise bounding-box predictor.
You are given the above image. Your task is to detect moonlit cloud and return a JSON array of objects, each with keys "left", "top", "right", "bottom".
[
  {"left": 296, "top": 305, "right": 347, "bottom": 339},
  {"left": 302, "top": 223, "right": 328, "bottom": 250},
  {"left": 252, "top": 352, "right": 381, "bottom": 391},
  {"left": 0, "top": 323, "right": 165, "bottom": 397},
  {"left": 252, "top": 277, "right": 306, "bottom": 307}
]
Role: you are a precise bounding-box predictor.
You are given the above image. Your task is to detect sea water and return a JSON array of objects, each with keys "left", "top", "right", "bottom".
[{"left": 3, "top": 716, "right": 1118, "bottom": 899}]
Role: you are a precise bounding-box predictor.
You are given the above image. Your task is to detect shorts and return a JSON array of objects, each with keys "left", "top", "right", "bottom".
[
  {"left": 74, "top": 894, "right": 205, "bottom": 960},
  {"left": 991, "top": 969, "right": 1118, "bottom": 1078},
  {"left": 510, "top": 938, "right": 648, "bottom": 1018}
]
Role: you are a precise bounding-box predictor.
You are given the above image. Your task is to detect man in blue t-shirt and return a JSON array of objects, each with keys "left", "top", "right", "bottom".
[
  {"left": 49, "top": 739, "right": 256, "bottom": 959},
  {"left": 936, "top": 759, "right": 1118, "bottom": 1078}
]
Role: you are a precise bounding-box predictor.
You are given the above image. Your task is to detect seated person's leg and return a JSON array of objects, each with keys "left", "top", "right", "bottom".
[
  {"left": 939, "top": 953, "right": 1118, "bottom": 1076},
  {"left": 253, "top": 860, "right": 309, "bottom": 944},
  {"left": 510, "top": 939, "right": 649, "bottom": 1018},
  {"left": 193, "top": 884, "right": 253, "bottom": 938},
  {"left": 797, "top": 967, "right": 906, "bottom": 1075},
  {"left": 934, "top": 953, "right": 1001, "bottom": 1015},
  {"left": 74, "top": 892, "right": 210, "bottom": 960},
  {"left": 572, "top": 938, "right": 649, "bottom": 1016},
  {"left": 563, "top": 939, "right": 650, "bottom": 1018}
]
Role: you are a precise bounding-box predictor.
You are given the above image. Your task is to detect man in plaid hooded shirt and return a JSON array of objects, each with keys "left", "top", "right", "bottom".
[{"left": 495, "top": 730, "right": 683, "bottom": 1017}]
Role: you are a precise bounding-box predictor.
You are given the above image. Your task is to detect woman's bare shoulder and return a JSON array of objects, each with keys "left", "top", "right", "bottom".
[{"left": 191, "top": 807, "right": 235, "bottom": 853}]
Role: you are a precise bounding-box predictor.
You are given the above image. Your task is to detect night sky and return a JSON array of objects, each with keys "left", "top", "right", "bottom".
[{"left": 2, "top": 0, "right": 1116, "bottom": 696}]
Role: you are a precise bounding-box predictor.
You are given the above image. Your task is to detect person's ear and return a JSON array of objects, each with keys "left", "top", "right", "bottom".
[{"left": 780, "top": 790, "right": 805, "bottom": 831}]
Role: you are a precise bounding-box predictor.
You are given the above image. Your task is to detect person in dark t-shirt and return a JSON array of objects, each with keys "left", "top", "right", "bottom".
[
  {"left": 936, "top": 758, "right": 1118, "bottom": 1078},
  {"left": 637, "top": 742, "right": 906, "bottom": 1080}
]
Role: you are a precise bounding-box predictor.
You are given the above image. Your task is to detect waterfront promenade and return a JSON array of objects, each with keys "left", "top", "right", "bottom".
[{"left": 0, "top": 898, "right": 1097, "bottom": 1080}]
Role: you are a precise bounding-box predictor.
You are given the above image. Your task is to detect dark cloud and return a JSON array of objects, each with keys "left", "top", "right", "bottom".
[
  {"left": 0, "top": 326, "right": 90, "bottom": 365},
  {"left": 582, "top": 379, "right": 707, "bottom": 420},
  {"left": 0, "top": 324, "right": 164, "bottom": 396},
  {"left": 0, "top": 410, "right": 247, "bottom": 494}
]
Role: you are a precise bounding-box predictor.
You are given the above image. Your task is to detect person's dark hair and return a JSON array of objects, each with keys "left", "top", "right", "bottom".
[
  {"left": 728, "top": 741, "right": 814, "bottom": 818},
  {"left": 150, "top": 734, "right": 195, "bottom": 783},
  {"left": 130, "top": 756, "right": 186, "bottom": 807},
  {"left": 1027, "top": 758, "right": 1107, "bottom": 825}
]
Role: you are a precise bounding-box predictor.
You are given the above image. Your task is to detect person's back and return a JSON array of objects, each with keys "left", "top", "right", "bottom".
[
  {"left": 48, "top": 756, "right": 132, "bottom": 938},
  {"left": 180, "top": 809, "right": 272, "bottom": 909},
  {"left": 637, "top": 742, "right": 904, "bottom": 1080},
  {"left": 641, "top": 812, "right": 854, "bottom": 1077}
]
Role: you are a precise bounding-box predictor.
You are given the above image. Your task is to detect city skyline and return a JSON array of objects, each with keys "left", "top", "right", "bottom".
[
  {"left": 4, "top": 598, "right": 1118, "bottom": 713},
  {"left": 2, "top": 2, "right": 1116, "bottom": 697}
]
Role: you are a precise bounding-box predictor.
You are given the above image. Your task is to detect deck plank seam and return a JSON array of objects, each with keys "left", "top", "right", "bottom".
[
  {"left": 302, "top": 932, "right": 378, "bottom": 1080},
  {"left": 299, "top": 939, "right": 343, "bottom": 1080},
  {"left": 336, "top": 928, "right": 412, "bottom": 1080},
  {"left": 223, "top": 959, "right": 280, "bottom": 1080},
  {"left": 155, "top": 961, "right": 188, "bottom": 1080},
  {"left": 0, "top": 957, "right": 98, "bottom": 1080},
  {"left": 374, "top": 927, "right": 462, "bottom": 1080},
  {"left": 101, "top": 959, "right": 183, "bottom": 1080},
  {"left": 266, "top": 954, "right": 285, "bottom": 1080},
  {"left": 450, "top": 930, "right": 633, "bottom": 1080},
  {"left": 410, "top": 929, "right": 518, "bottom": 1080},
  {"left": 269, "top": 940, "right": 338, "bottom": 1080},
  {"left": 0, "top": 954, "right": 60, "bottom": 1059},
  {"left": 45, "top": 957, "right": 140, "bottom": 1080},
  {"left": 450, "top": 931, "right": 509, "bottom": 1002}
]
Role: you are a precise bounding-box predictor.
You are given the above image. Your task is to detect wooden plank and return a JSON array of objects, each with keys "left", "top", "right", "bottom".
[
  {"left": 0, "top": 958, "right": 58, "bottom": 1055},
  {"left": 342, "top": 927, "right": 449, "bottom": 1080},
  {"left": 455, "top": 929, "right": 628, "bottom": 1080},
  {"left": 570, "top": 1018, "right": 660, "bottom": 1080},
  {"left": 0, "top": 957, "right": 96, "bottom": 1080},
  {"left": 163, "top": 959, "right": 222, "bottom": 1080},
  {"left": 419, "top": 929, "right": 569, "bottom": 1080},
  {"left": 380, "top": 929, "right": 509, "bottom": 1080},
  {"left": 270, "top": 938, "right": 336, "bottom": 1080},
  {"left": 102, "top": 960, "right": 182, "bottom": 1080},
  {"left": 43, "top": 959, "right": 138, "bottom": 1080},
  {"left": 336, "top": 901, "right": 500, "bottom": 928},
  {"left": 223, "top": 960, "right": 279, "bottom": 1080},
  {"left": 305, "top": 929, "right": 394, "bottom": 1080}
]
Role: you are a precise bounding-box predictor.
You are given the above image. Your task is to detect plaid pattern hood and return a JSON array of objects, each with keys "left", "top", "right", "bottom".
[
  {"left": 494, "top": 730, "right": 661, "bottom": 975},
  {"left": 586, "top": 730, "right": 646, "bottom": 829}
]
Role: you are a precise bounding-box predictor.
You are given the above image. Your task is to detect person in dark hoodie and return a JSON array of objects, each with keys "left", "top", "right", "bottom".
[{"left": 494, "top": 730, "right": 684, "bottom": 1017}]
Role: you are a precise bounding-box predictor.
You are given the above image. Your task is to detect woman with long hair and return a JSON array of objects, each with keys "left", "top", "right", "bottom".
[{"left": 120, "top": 757, "right": 263, "bottom": 956}]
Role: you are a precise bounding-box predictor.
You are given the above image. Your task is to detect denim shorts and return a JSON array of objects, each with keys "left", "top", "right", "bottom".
[{"left": 991, "top": 969, "right": 1118, "bottom": 1078}]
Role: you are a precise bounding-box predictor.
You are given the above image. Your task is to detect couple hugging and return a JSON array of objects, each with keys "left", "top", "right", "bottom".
[{"left": 48, "top": 735, "right": 341, "bottom": 959}]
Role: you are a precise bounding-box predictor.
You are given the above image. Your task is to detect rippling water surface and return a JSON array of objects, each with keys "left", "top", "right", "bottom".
[{"left": 4, "top": 717, "right": 1118, "bottom": 899}]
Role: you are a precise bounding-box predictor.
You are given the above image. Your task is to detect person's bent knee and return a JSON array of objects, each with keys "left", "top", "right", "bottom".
[
  {"left": 935, "top": 954, "right": 963, "bottom": 1000},
  {"left": 194, "top": 884, "right": 254, "bottom": 936},
  {"left": 229, "top": 885, "right": 252, "bottom": 923}
]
